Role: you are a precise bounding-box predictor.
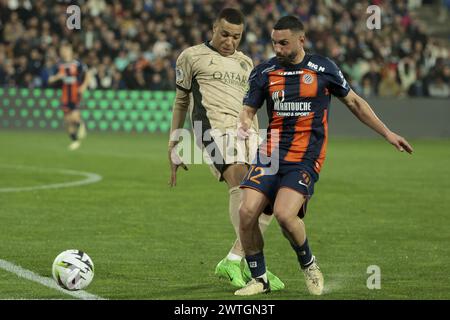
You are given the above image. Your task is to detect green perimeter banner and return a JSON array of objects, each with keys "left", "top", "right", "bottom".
[{"left": 0, "top": 88, "right": 175, "bottom": 133}]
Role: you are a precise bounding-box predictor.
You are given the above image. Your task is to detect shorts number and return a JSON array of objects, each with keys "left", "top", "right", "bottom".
[{"left": 245, "top": 165, "right": 265, "bottom": 185}]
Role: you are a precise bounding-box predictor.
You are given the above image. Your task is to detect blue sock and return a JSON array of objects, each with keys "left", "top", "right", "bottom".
[
  {"left": 245, "top": 252, "right": 266, "bottom": 278},
  {"left": 291, "top": 238, "right": 313, "bottom": 269}
]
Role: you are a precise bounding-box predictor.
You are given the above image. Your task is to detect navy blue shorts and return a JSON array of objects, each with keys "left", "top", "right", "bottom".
[
  {"left": 240, "top": 161, "right": 318, "bottom": 218},
  {"left": 61, "top": 102, "right": 80, "bottom": 115}
]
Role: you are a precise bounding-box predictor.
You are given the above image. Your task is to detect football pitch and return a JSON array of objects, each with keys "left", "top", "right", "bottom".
[{"left": 0, "top": 130, "right": 449, "bottom": 300}]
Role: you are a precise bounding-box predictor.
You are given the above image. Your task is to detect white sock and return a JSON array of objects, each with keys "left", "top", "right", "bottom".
[
  {"left": 257, "top": 273, "right": 268, "bottom": 283},
  {"left": 226, "top": 252, "right": 243, "bottom": 262}
]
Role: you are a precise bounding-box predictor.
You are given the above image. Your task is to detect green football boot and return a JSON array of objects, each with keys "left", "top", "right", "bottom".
[
  {"left": 241, "top": 259, "right": 285, "bottom": 291},
  {"left": 214, "top": 258, "right": 246, "bottom": 288}
]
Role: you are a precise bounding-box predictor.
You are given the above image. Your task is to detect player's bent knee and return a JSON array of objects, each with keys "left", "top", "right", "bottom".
[{"left": 273, "top": 210, "right": 294, "bottom": 229}]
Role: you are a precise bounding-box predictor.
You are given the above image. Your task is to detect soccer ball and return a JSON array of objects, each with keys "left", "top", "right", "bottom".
[{"left": 52, "top": 249, "right": 94, "bottom": 291}]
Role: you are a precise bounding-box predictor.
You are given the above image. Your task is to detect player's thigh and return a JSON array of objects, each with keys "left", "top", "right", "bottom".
[
  {"left": 70, "top": 110, "right": 81, "bottom": 121},
  {"left": 241, "top": 163, "right": 280, "bottom": 210},
  {"left": 223, "top": 163, "right": 249, "bottom": 188},
  {"left": 276, "top": 165, "right": 317, "bottom": 219},
  {"left": 201, "top": 129, "right": 248, "bottom": 183},
  {"left": 240, "top": 187, "right": 270, "bottom": 223},
  {"left": 194, "top": 120, "right": 229, "bottom": 181},
  {"left": 64, "top": 109, "right": 80, "bottom": 122},
  {"left": 273, "top": 187, "right": 306, "bottom": 223}
]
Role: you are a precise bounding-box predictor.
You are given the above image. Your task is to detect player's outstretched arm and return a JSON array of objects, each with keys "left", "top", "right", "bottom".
[
  {"left": 237, "top": 105, "right": 257, "bottom": 139},
  {"left": 168, "top": 88, "right": 190, "bottom": 187},
  {"left": 48, "top": 71, "right": 64, "bottom": 84},
  {"left": 339, "top": 89, "right": 414, "bottom": 154}
]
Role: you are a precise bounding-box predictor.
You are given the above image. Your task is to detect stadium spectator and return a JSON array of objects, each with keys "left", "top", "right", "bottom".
[
  {"left": 428, "top": 76, "right": 450, "bottom": 98},
  {"left": 0, "top": 48, "right": 7, "bottom": 85},
  {"left": 0, "top": 0, "right": 448, "bottom": 97},
  {"left": 379, "top": 67, "right": 404, "bottom": 97},
  {"left": 398, "top": 56, "right": 417, "bottom": 92},
  {"left": 361, "top": 60, "right": 382, "bottom": 96}
]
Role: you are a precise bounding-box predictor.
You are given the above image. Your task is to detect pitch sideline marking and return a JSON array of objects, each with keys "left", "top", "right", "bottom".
[
  {"left": 0, "top": 164, "right": 102, "bottom": 193},
  {"left": 0, "top": 259, "right": 106, "bottom": 300},
  {"left": 0, "top": 165, "right": 104, "bottom": 298}
]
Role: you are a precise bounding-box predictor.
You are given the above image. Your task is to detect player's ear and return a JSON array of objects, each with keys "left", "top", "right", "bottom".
[{"left": 298, "top": 33, "right": 305, "bottom": 46}]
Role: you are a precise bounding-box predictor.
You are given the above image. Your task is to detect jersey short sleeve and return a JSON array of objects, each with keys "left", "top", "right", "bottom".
[
  {"left": 175, "top": 49, "right": 194, "bottom": 92},
  {"left": 77, "top": 61, "right": 88, "bottom": 83},
  {"left": 324, "top": 58, "right": 350, "bottom": 97},
  {"left": 243, "top": 66, "right": 266, "bottom": 109}
]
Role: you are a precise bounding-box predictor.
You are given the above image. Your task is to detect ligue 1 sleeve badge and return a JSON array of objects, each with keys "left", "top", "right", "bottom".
[{"left": 176, "top": 67, "right": 184, "bottom": 83}]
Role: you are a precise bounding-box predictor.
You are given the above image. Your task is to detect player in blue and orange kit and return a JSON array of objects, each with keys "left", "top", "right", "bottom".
[
  {"left": 234, "top": 16, "right": 413, "bottom": 296},
  {"left": 48, "top": 43, "right": 91, "bottom": 150}
]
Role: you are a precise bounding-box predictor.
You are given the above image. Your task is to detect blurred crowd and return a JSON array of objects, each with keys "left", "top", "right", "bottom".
[{"left": 0, "top": 0, "right": 449, "bottom": 98}]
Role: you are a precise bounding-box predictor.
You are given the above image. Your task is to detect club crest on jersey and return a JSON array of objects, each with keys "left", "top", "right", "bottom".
[
  {"left": 302, "top": 73, "right": 314, "bottom": 84},
  {"left": 240, "top": 61, "right": 248, "bottom": 71}
]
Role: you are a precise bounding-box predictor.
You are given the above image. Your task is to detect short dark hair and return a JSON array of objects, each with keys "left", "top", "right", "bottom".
[
  {"left": 217, "top": 7, "right": 245, "bottom": 25},
  {"left": 274, "top": 15, "right": 304, "bottom": 32}
]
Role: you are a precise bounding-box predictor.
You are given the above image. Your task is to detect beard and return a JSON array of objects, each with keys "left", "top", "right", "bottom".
[{"left": 276, "top": 51, "right": 298, "bottom": 66}]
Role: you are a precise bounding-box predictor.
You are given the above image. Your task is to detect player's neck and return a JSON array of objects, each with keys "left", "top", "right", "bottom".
[
  {"left": 292, "top": 49, "right": 306, "bottom": 65},
  {"left": 208, "top": 40, "right": 217, "bottom": 52},
  {"left": 208, "top": 40, "right": 235, "bottom": 56}
]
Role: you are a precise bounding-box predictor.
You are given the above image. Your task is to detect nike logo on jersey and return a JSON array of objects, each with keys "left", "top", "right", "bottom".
[{"left": 269, "top": 80, "right": 283, "bottom": 86}]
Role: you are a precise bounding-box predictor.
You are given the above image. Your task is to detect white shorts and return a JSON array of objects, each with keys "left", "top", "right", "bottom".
[{"left": 193, "top": 113, "right": 260, "bottom": 181}]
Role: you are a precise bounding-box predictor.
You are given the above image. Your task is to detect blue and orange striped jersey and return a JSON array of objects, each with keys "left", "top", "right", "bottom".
[
  {"left": 243, "top": 53, "right": 350, "bottom": 173},
  {"left": 52, "top": 60, "right": 87, "bottom": 107}
]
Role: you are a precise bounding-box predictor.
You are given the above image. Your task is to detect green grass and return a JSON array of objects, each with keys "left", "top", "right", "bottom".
[{"left": 0, "top": 130, "right": 449, "bottom": 299}]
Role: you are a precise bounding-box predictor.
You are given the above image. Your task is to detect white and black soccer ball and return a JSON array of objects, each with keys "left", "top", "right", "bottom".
[{"left": 52, "top": 249, "right": 94, "bottom": 291}]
